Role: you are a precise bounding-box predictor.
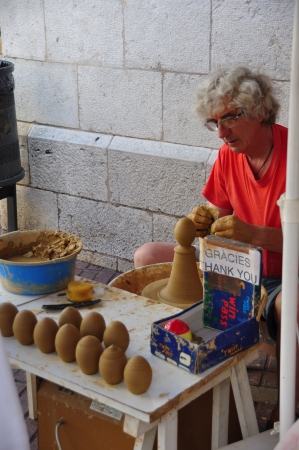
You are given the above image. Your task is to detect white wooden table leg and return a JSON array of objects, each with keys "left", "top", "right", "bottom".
[
  {"left": 26, "top": 371, "right": 37, "bottom": 419},
  {"left": 133, "top": 427, "right": 157, "bottom": 450},
  {"left": 123, "top": 415, "right": 158, "bottom": 450},
  {"left": 158, "top": 409, "right": 178, "bottom": 450},
  {"left": 212, "top": 376, "right": 230, "bottom": 450},
  {"left": 230, "top": 359, "right": 259, "bottom": 439}
]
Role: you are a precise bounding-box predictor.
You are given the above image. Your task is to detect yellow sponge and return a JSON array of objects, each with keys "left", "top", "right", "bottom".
[{"left": 66, "top": 280, "right": 93, "bottom": 302}]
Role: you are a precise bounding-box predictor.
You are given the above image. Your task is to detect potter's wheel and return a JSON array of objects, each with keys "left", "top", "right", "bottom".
[
  {"left": 141, "top": 278, "right": 169, "bottom": 303},
  {"left": 141, "top": 277, "right": 201, "bottom": 309}
]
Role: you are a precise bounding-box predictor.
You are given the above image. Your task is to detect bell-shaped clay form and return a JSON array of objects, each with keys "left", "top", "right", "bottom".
[
  {"left": 76, "top": 335, "right": 104, "bottom": 375},
  {"left": 55, "top": 323, "right": 81, "bottom": 362},
  {"left": 160, "top": 217, "right": 203, "bottom": 307},
  {"left": 0, "top": 302, "right": 19, "bottom": 337},
  {"left": 103, "top": 321, "right": 130, "bottom": 352},
  {"left": 80, "top": 311, "right": 106, "bottom": 342},
  {"left": 58, "top": 306, "right": 82, "bottom": 330},
  {"left": 99, "top": 344, "right": 127, "bottom": 385},
  {"left": 13, "top": 310, "right": 38, "bottom": 345},
  {"left": 142, "top": 217, "right": 203, "bottom": 309},
  {"left": 33, "top": 317, "right": 59, "bottom": 353},
  {"left": 124, "top": 355, "right": 152, "bottom": 395}
]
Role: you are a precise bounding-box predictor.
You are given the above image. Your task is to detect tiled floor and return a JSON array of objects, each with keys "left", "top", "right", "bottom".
[
  {"left": 13, "top": 262, "right": 278, "bottom": 449},
  {"left": 247, "top": 350, "right": 278, "bottom": 432}
]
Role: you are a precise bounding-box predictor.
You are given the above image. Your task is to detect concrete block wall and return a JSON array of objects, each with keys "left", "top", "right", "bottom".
[{"left": 0, "top": 0, "right": 294, "bottom": 271}]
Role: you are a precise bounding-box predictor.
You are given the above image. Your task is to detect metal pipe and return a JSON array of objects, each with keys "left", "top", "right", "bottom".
[
  {"left": 55, "top": 418, "right": 65, "bottom": 450},
  {"left": 279, "top": 0, "right": 299, "bottom": 438}
]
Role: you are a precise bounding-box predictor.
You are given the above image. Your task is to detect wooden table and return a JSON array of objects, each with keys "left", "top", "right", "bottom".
[{"left": 2, "top": 278, "right": 262, "bottom": 450}]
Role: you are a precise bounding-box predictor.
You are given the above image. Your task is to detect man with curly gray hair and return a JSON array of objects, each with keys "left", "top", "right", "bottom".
[
  {"left": 134, "top": 66, "right": 292, "bottom": 426},
  {"left": 194, "top": 66, "right": 280, "bottom": 126}
]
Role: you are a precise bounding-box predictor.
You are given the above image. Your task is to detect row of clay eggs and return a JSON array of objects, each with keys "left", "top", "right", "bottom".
[{"left": 0, "top": 302, "right": 152, "bottom": 395}]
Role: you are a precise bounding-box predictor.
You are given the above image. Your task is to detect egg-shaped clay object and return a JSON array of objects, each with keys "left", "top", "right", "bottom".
[
  {"left": 55, "top": 323, "right": 81, "bottom": 362},
  {"left": 0, "top": 302, "right": 19, "bottom": 337},
  {"left": 33, "top": 317, "right": 59, "bottom": 353},
  {"left": 103, "top": 321, "right": 130, "bottom": 352},
  {"left": 80, "top": 311, "right": 106, "bottom": 342},
  {"left": 12, "top": 310, "right": 38, "bottom": 345},
  {"left": 124, "top": 355, "right": 152, "bottom": 395},
  {"left": 58, "top": 306, "right": 82, "bottom": 330},
  {"left": 76, "top": 335, "right": 104, "bottom": 375},
  {"left": 99, "top": 344, "right": 127, "bottom": 385}
]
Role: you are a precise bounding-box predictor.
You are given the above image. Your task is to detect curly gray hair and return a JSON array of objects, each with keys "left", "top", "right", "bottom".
[{"left": 194, "top": 66, "right": 280, "bottom": 125}]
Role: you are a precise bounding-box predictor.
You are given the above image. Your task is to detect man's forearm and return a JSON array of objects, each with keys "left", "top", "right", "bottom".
[{"left": 251, "top": 225, "right": 283, "bottom": 253}]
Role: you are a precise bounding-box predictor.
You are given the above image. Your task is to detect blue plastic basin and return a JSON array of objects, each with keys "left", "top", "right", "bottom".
[{"left": 0, "top": 230, "right": 83, "bottom": 295}]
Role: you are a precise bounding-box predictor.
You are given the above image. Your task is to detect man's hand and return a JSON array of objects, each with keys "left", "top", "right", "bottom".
[
  {"left": 210, "top": 215, "right": 253, "bottom": 244},
  {"left": 187, "top": 206, "right": 214, "bottom": 237}
]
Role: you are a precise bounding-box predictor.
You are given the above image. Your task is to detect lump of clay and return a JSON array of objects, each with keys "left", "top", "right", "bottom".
[
  {"left": 99, "top": 344, "right": 127, "bottom": 385},
  {"left": 13, "top": 310, "right": 38, "bottom": 345},
  {"left": 124, "top": 355, "right": 152, "bottom": 395},
  {"left": 103, "top": 321, "right": 130, "bottom": 352},
  {"left": 66, "top": 280, "right": 93, "bottom": 302},
  {"left": 201, "top": 205, "right": 219, "bottom": 235},
  {"left": 25, "top": 230, "right": 81, "bottom": 261},
  {"left": 0, "top": 302, "right": 19, "bottom": 337}
]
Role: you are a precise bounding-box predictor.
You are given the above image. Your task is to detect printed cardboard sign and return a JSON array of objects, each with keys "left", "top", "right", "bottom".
[{"left": 199, "top": 235, "right": 263, "bottom": 332}]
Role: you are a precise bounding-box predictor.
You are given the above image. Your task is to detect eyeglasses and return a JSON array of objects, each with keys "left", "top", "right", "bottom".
[{"left": 205, "top": 111, "right": 243, "bottom": 132}]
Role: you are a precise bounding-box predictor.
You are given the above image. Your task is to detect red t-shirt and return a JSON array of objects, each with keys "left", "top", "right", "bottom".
[{"left": 202, "top": 124, "right": 287, "bottom": 278}]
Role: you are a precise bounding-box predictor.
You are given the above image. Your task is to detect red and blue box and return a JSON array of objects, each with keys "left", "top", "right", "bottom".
[{"left": 150, "top": 236, "right": 263, "bottom": 374}]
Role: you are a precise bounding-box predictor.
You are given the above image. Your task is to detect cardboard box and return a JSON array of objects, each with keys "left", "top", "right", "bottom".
[
  {"left": 150, "top": 236, "right": 262, "bottom": 374},
  {"left": 38, "top": 380, "right": 137, "bottom": 450},
  {"left": 38, "top": 381, "right": 242, "bottom": 450}
]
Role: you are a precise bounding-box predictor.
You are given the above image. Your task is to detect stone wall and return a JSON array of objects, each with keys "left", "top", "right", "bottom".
[{"left": 0, "top": 0, "right": 294, "bottom": 271}]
